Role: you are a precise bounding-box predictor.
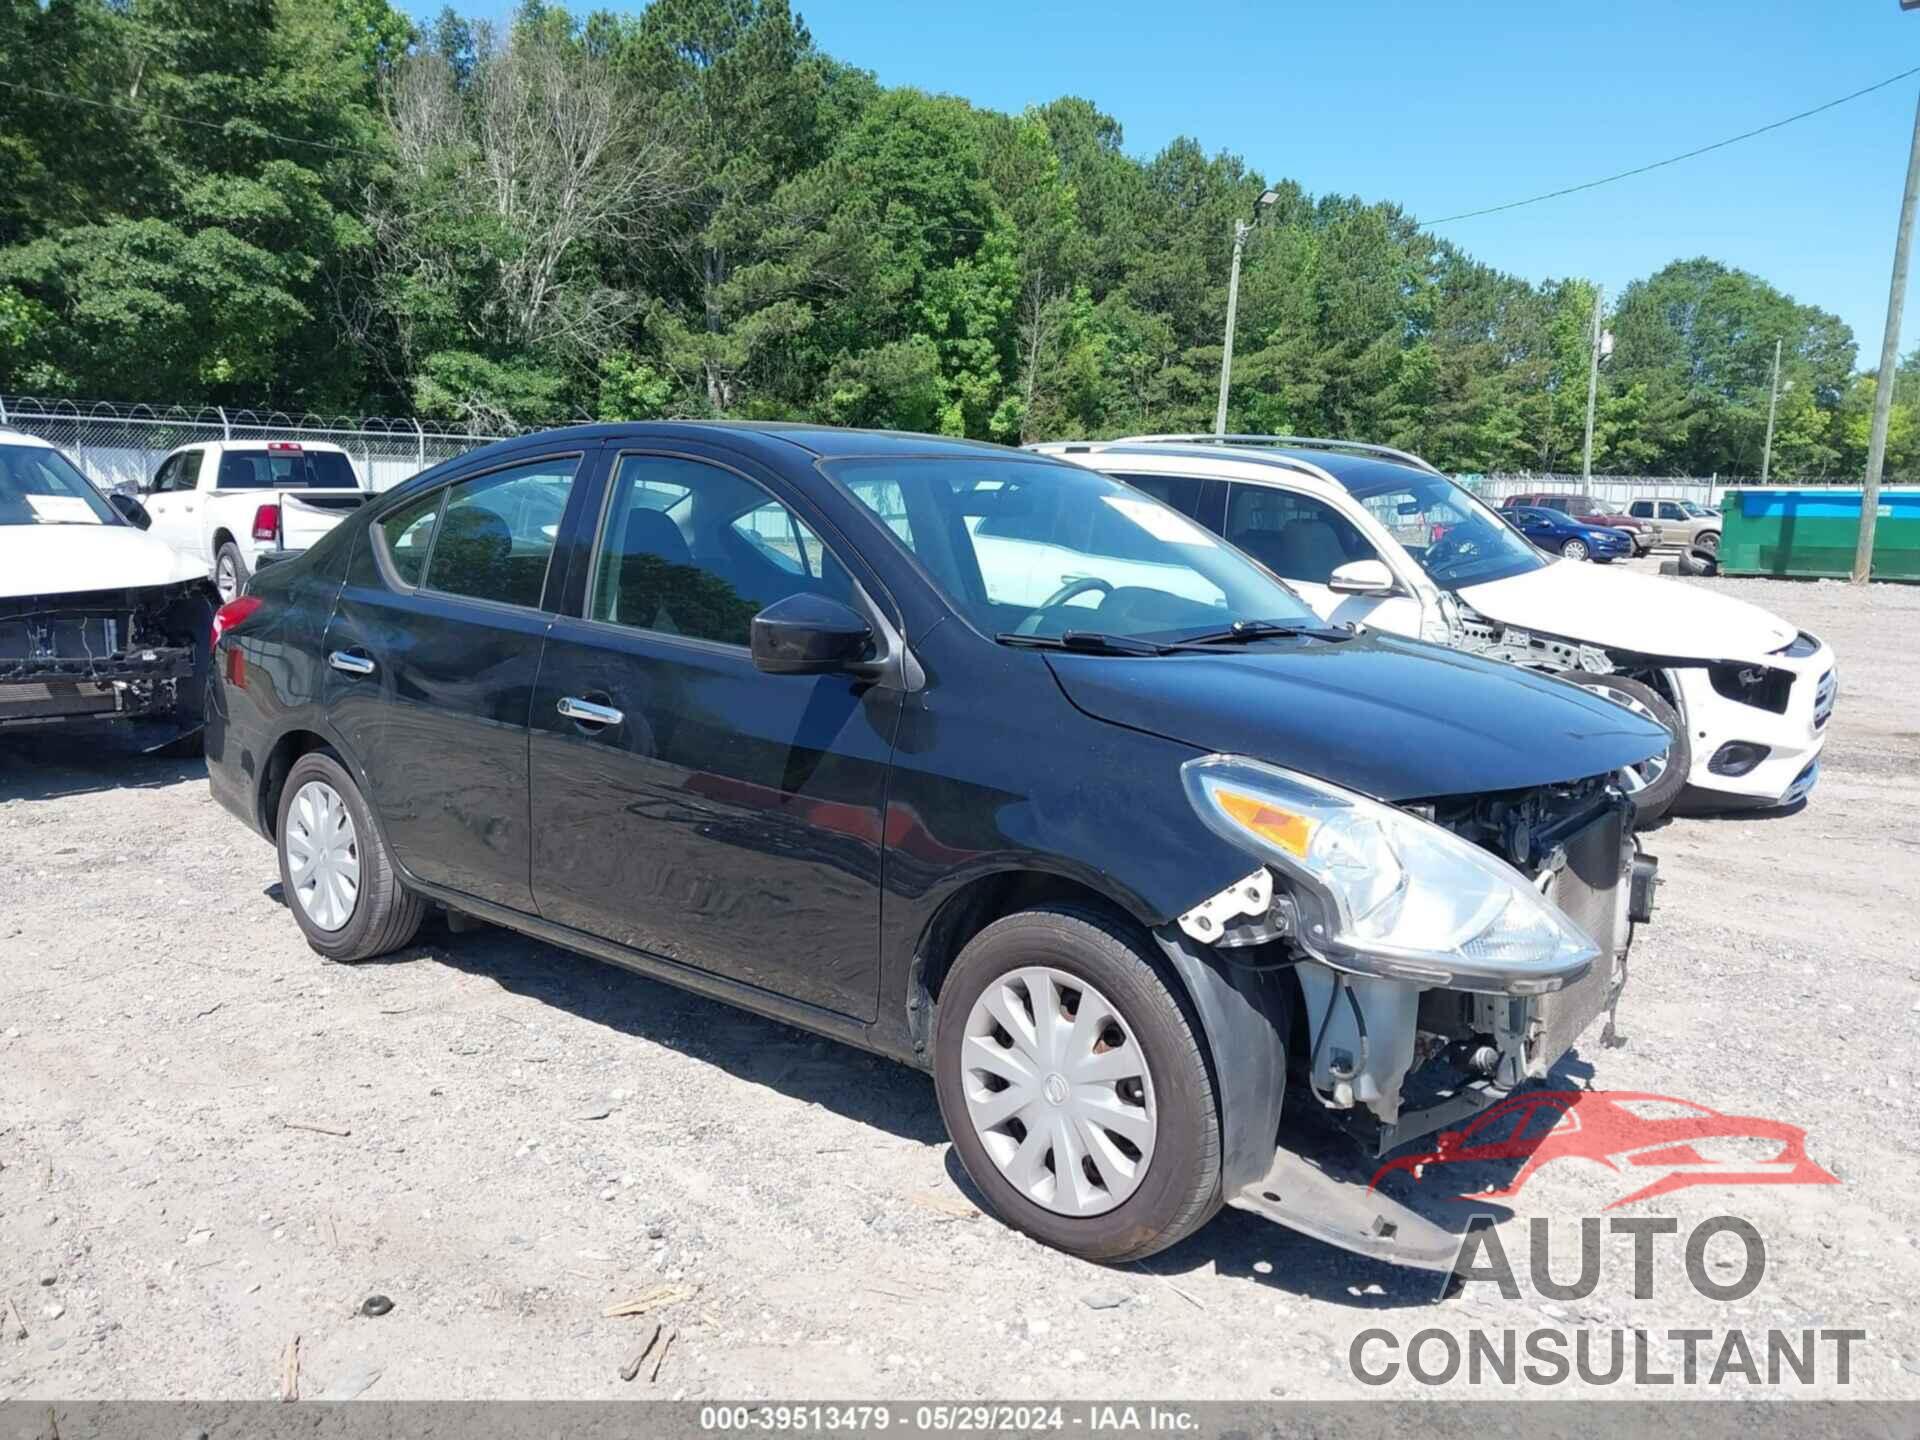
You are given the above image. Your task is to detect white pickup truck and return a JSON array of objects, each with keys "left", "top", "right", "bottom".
[{"left": 132, "top": 440, "right": 372, "bottom": 601}]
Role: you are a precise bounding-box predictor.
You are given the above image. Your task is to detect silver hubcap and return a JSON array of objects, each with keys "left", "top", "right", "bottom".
[
  {"left": 1584, "top": 682, "right": 1671, "bottom": 795},
  {"left": 960, "top": 966, "right": 1156, "bottom": 1217},
  {"left": 1564, "top": 541, "right": 1588, "bottom": 560},
  {"left": 285, "top": 780, "right": 360, "bottom": 931},
  {"left": 216, "top": 555, "right": 238, "bottom": 601}
]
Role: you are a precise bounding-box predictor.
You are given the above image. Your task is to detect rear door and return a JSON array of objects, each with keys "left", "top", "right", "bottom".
[
  {"left": 526, "top": 444, "right": 901, "bottom": 1021},
  {"left": 322, "top": 448, "right": 594, "bottom": 912}
]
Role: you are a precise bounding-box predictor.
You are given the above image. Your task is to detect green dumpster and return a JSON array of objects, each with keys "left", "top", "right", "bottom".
[{"left": 1720, "top": 487, "right": 1920, "bottom": 581}]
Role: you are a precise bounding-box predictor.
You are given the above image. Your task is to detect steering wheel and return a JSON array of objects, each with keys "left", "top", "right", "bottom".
[
  {"left": 1425, "top": 533, "right": 1481, "bottom": 573},
  {"left": 1015, "top": 576, "right": 1115, "bottom": 635}
]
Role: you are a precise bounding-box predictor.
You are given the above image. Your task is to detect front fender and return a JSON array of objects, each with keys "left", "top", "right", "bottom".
[{"left": 1153, "top": 926, "right": 1292, "bottom": 1194}]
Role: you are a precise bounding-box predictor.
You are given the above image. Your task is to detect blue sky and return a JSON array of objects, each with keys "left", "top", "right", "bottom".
[{"left": 439, "top": 0, "right": 1920, "bottom": 368}]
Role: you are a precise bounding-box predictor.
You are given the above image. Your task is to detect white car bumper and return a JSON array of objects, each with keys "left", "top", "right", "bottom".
[{"left": 1671, "top": 635, "right": 1836, "bottom": 807}]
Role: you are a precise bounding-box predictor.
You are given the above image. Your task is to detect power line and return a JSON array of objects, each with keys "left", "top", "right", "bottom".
[
  {"left": 1417, "top": 64, "right": 1920, "bottom": 227},
  {"left": 0, "top": 78, "right": 384, "bottom": 161}
]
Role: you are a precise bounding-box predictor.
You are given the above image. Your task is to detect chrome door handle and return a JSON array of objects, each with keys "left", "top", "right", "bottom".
[
  {"left": 558, "top": 696, "right": 623, "bottom": 727},
  {"left": 328, "top": 650, "right": 376, "bottom": 676}
]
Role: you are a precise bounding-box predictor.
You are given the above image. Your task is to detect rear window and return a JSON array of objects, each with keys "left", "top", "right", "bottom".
[{"left": 217, "top": 448, "right": 357, "bottom": 490}]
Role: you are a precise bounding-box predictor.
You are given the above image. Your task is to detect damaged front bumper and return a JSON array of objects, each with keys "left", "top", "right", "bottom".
[
  {"left": 1171, "top": 790, "right": 1657, "bottom": 1271},
  {"left": 0, "top": 583, "right": 214, "bottom": 742}
]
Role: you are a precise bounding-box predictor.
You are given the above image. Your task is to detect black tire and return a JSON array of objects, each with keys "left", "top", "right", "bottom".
[
  {"left": 1560, "top": 673, "right": 1689, "bottom": 826},
  {"left": 932, "top": 904, "right": 1222, "bottom": 1264},
  {"left": 1560, "top": 537, "right": 1590, "bottom": 561},
  {"left": 275, "top": 750, "right": 426, "bottom": 962},
  {"left": 214, "top": 540, "right": 250, "bottom": 603}
]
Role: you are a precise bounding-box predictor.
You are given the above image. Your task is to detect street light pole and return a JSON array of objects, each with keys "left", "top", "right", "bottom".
[
  {"left": 1856, "top": 85, "right": 1920, "bottom": 584},
  {"left": 1214, "top": 189, "right": 1279, "bottom": 437},
  {"left": 1761, "top": 336, "right": 1783, "bottom": 483},
  {"left": 1581, "top": 287, "right": 1603, "bottom": 481},
  {"left": 1214, "top": 219, "right": 1251, "bottom": 437}
]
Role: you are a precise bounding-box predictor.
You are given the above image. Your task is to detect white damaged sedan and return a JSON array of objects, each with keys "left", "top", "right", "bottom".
[{"left": 1, "top": 429, "right": 217, "bottom": 749}]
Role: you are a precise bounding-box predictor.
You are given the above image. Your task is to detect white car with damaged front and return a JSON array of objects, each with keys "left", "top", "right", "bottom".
[
  {"left": 1036, "top": 437, "right": 1836, "bottom": 820},
  {"left": 1, "top": 430, "right": 216, "bottom": 747}
]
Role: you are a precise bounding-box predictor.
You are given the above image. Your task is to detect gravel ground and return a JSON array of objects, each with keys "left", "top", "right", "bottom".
[{"left": 2, "top": 558, "right": 1918, "bottom": 1401}]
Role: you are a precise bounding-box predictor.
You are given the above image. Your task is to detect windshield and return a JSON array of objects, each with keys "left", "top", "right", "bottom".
[
  {"left": 1344, "top": 472, "right": 1546, "bottom": 588},
  {"left": 828, "top": 455, "right": 1318, "bottom": 643},
  {"left": 0, "top": 442, "right": 119, "bottom": 527}
]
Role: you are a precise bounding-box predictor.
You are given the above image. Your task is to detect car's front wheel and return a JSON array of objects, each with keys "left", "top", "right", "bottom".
[
  {"left": 276, "top": 751, "right": 426, "bottom": 962},
  {"left": 1560, "top": 673, "right": 1689, "bottom": 825},
  {"left": 1560, "top": 537, "right": 1590, "bottom": 562},
  {"left": 933, "top": 905, "right": 1222, "bottom": 1264}
]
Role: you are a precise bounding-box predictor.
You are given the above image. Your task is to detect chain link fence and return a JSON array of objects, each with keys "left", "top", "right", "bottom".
[
  {"left": 0, "top": 395, "right": 508, "bottom": 494},
  {"left": 4, "top": 396, "right": 1859, "bottom": 509},
  {"left": 1466, "top": 473, "right": 1855, "bottom": 509}
]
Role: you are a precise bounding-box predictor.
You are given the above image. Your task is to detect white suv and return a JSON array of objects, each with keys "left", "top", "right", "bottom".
[{"left": 1035, "top": 437, "right": 1834, "bottom": 818}]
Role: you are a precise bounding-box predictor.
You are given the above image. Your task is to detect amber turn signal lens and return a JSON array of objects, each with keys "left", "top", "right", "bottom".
[{"left": 1214, "top": 787, "right": 1315, "bottom": 859}]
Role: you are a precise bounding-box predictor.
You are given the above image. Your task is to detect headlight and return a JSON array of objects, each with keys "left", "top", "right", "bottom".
[{"left": 1181, "top": 755, "right": 1598, "bottom": 994}]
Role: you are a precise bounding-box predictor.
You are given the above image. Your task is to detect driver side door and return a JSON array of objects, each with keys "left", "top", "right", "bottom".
[
  {"left": 140, "top": 450, "right": 206, "bottom": 567},
  {"left": 527, "top": 447, "right": 902, "bottom": 1022}
]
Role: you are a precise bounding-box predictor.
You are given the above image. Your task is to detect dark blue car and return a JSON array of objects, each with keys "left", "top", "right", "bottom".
[
  {"left": 1510, "top": 505, "right": 1631, "bottom": 563},
  {"left": 202, "top": 422, "right": 1665, "bottom": 1271}
]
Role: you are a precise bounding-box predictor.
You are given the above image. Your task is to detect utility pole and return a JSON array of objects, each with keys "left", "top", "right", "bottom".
[
  {"left": 1214, "top": 189, "right": 1279, "bottom": 436},
  {"left": 1857, "top": 86, "right": 1920, "bottom": 584},
  {"left": 1214, "top": 219, "right": 1251, "bottom": 437},
  {"left": 1581, "top": 287, "right": 1604, "bottom": 481},
  {"left": 1761, "top": 337, "right": 1784, "bottom": 483}
]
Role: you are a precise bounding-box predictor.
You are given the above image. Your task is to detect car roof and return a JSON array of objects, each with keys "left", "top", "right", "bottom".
[
  {"left": 1033, "top": 440, "right": 1423, "bottom": 500},
  {"left": 474, "top": 420, "right": 1027, "bottom": 462},
  {"left": 0, "top": 428, "right": 56, "bottom": 450}
]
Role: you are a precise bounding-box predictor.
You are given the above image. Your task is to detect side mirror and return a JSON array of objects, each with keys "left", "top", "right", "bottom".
[
  {"left": 750, "top": 593, "right": 875, "bottom": 675},
  {"left": 1328, "top": 559, "right": 1397, "bottom": 597},
  {"left": 109, "top": 493, "right": 152, "bottom": 530}
]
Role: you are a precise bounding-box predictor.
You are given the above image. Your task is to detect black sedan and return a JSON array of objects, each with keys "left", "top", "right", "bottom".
[{"left": 206, "top": 423, "right": 1664, "bottom": 1268}]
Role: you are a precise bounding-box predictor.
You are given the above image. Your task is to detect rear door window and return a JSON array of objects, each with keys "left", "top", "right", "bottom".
[
  {"left": 427, "top": 460, "right": 580, "bottom": 608},
  {"left": 376, "top": 457, "right": 581, "bottom": 607},
  {"left": 379, "top": 490, "right": 441, "bottom": 588},
  {"left": 217, "top": 448, "right": 358, "bottom": 490}
]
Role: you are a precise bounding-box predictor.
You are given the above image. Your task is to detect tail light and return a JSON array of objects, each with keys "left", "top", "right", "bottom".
[
  {"left": 211, "top": 595, "right": 263, "bottom": 648},
  {"left": 212, "top": 594, "right": 263, "bottom": 689},
  {"left": 252, "top": 504, "right": 280, "bottom": 542}
]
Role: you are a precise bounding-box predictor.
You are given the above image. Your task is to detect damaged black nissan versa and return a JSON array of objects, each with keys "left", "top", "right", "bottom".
[
  {"left": 1, "top": 430, "right": 215, "bottom": 748},
  {"left": 205, "top": 423, "right": 1666, "bottom": 1269}
]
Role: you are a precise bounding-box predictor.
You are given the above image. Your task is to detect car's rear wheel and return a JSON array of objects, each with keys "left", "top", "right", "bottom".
[
  {"left": 276, "top": 751, "right": 426, "bottom": 962},
  {"left": 1560, "top": 537, "right": 1590, "bottom": 562},
  {"left": 214, "top": 541, "right": 249, "bottom": 603},
  {"left": 932, "top": 905, "right": 1221, "bottom": 1264},
  {"left": 1560, "top": 673, "right": 1688, "bottom": 826}
]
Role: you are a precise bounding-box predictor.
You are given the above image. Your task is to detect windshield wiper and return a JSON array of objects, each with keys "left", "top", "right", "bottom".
[
  {"left": 995, "top": 630, "right": 1174, "bottom": 656},
  {"left": 1172, "top": 618, "right": 1353, "bottom": 645}
]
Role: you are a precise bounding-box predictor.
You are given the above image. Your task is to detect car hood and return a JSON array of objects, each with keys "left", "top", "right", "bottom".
[
  {"left": 1458, "top": 559, "right": 1796, "bottom": 660},
  {"left": 0, "top": 525, "right": 208, "bottom": 596},
  {"left": 1044, "top": 631, "right": 1669, "bottom": 803}
]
